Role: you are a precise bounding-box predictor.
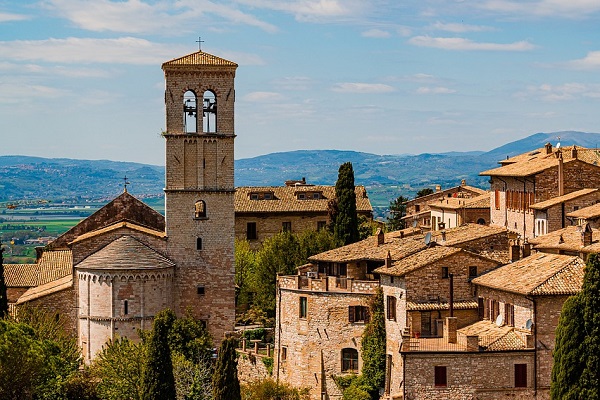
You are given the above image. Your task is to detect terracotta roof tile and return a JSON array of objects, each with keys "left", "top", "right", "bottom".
[
  {"left": 568, "top": 202, "right": 600, "bottom": 219},
  {"left": 428, "top": 193, "right": 490, "bottom": 210},
  {"left": 458, "top": 320, "right": 527, "bottom": 351},
  {"left": 76, "top": 235, "right": 175, "bottom": 270},
  {"left": 17, "top": 274, "right": 73, "bottom": 304},
  {"left": 37, "top": 250, "right": 73, "bottom": 285},
  {"left": 530, "top": 188, "right": 598, "bottom": 210},
  {"left": 162, "top": 51, "right": 237, "bottom": 68},
  {"left": 405, "top": 185, "right": 486, "bottom": 206},
  {"left": 376, "top": 246, "right": 462, "bottom": 276},
  {"left": 4, "top": 263, "right": 38, "bottom": 287},
  {"left": 69, "top": 221, "right": 166, "bottom": 245},
  {"left": 472, "top": 253, "right": 584, "bottom": 296},
  {"left": 429, "top": 223, "right": 507, "bottom": 246},
  {"left": 406, "top": 300, "right": 478, "bottom": 311},
  {"left": 480, "top": 157, "right": 568, "bottom": 177},
  {"left": 528, "top": 225, "right": 600, "bottom": 253},
  {"left": 235, "top": 185, "right": 372, "bottom": 214}
]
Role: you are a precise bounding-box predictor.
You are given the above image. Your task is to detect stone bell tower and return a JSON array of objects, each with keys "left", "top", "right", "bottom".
[{"left": 161, "top": 51, "right": 237, "bottom": 340}]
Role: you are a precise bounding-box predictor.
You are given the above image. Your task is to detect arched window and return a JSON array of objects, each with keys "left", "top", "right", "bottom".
[
  {"left": 183, "top": 90, "right": 197, "bottom": 133},
  {"left": 341, "top": 348, "right": 359, "bottom": 373},
  {"left": 195, "top": 200, "right": 206, "bottom": 218},
  {"left": 203, "top": 90, "right": 217, "bottom": 133},
  {"left": 476, "top": 218, "right": 486, "bottom": 225}
]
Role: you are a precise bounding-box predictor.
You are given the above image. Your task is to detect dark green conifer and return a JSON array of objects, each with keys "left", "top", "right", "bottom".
[
  {"left": 333, "top": 162, "right": 359, "bottom": 246},
  {"left": 360, "top": 287, "right": 386, "bottom": 398},
  {"left": 141, "top": 309, "right": 176, "bottom": 400},
  {"left": 212, "top": 337, "right": 241, "bottom": 400},
  {"left": 0, "top": 241, "right": 8, "bottom": 318}
]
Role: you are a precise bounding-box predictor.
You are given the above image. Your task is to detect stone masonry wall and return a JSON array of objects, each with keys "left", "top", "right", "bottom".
[{"left": 236, "top": 213, "right": 328, "bottom": 249}]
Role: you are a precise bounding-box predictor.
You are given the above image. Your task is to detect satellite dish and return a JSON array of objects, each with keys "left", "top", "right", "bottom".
[
  {"left": 495, "top": 314, "right": 504, "bottom": 327},
  {"left": 424, "top": 232, "right": 432, "bottom": 246},
  {"left": 412, "top": 220, "right": 418, "bottom": 228},
  {"left": 525, "top": 319, "right": 533, "bottom": 330}
]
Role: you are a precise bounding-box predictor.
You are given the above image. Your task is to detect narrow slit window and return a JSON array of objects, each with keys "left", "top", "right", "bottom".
[{"left": 196, "top": 237, "right": 202, "bottom": 250}]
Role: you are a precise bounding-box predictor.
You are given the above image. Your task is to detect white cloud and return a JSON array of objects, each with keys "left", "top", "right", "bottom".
[
  {"left": 272, "top": 76, "right": 313, "bottom": 91},
  {"left": 362, "top": 28, "right": 391, "bottom": 38},
  {"left": 44, "top": 0, "right": 278, "bottom": 34},
  {"left": 0, "top": 12, "right": 30, "bottom": 22},
  {"left": 565, "top": 51, "right": 600, "bottom": 70},
  {"left": 430, "top": 21, "right": 494, "bottom": 33},
  {"left": 480, "top": 0, "right": 600, "bottom": 18},
  {"left": 0, "top": 82, "right": 70, "bottom": 104},
  {"left": 416, "top": 86, "right": 456, "bottom": 94},
  {"left": 243, "top": 91, "right": 284, "bottom": 102},
  {"left": 234, "top": 0, "right": 368, "bottom": 22},
  {"left": 517, "top": 82, "right": 600, "bottom": 101},
  {"left": 409, "top": 36, "right": 535, "bottom": 51},
  {"left": 331, "top": 82, "right": 395, "bottom": 93}
]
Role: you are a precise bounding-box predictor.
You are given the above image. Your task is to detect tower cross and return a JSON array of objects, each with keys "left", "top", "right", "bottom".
[
  {"left": 123, "top": 175, "right": 130, "bottom": 192},
  {"left": 196, "top": 37, "right": 204, "bottom": 51}
]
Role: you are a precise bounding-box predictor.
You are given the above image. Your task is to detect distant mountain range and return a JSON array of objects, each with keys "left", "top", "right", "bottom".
[{"left": 1, "top": 131, "right": 598, "bottom": 211}]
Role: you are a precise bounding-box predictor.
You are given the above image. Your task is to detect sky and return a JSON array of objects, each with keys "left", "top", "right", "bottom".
[{"left": 1, "top": 0, "right": 600, "bottom": 165}]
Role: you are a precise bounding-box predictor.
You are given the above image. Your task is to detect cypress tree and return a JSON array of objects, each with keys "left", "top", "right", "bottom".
[
  {"left": 579, "top": 253, "right": 600, "bottom": 399},
  {"left": 360, "top": 286, "right": 386, "bottom": 397},
  {"left": 333, "top": 162, "right": 359, "bottom": 246},
  {"left": 0, "top": 242, "right": 8, "bottom": 318},
  {"left": 212, "top": 337, "right": 241, "bottom": 400},
  {"left": 142, "top": 309, "right": 176, "bottom": 400}
]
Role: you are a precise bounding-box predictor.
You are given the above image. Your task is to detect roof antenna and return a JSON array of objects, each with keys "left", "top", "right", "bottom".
[{"left": 123, "top": 175, "right": 130, "bottom": 193}]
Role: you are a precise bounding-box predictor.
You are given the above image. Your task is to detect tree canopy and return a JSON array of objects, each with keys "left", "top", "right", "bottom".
[
  {"left": 387, "top": 195, "right": 408, "bottom": 231},
  {"left": 212, "top": 337, "right": 241, "bottom": 400},
  {"left": 332, "top": 162, "right": 360, "bottom": 246},
  {"left": 141, "top": 309, "right": 176, "bottom": 400}
]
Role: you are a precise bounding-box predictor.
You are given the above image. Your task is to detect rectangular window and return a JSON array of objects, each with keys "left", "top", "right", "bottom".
[
  {"left": 494, "top": 190, "right": 500, "bottom": 210},
  {"left": 317, "top": 221, "right": 327, "bottom": 230},
  {"left": 124, "top": 300, "right": 129, "bottom": 315},
  {"left": 342, "top": 348, "right": 359, "bottom": 373},
  {"left": 299, "top": 296, "right": 307, "bottom": 319},
  {"left": 478, "top": 298, "right": 484, "bottom": 320},
  {"left": 387, "top": 296, "right": 397, "bottom": 321},
  {"left": 196, "top": 237, "right": 202, "bottom": 250},
  {"left": 505, "top": 303, "right": 515, "bottom": 327},
  {"left": 515, "top": 364, "right": 527, "bottom": 388},
  {"left": 469, "top": 266, "right": 478, "bottom": 279},
  {"left": 247, "top": 222, "right": 257, "bottom": 240},
  {"left": 298, "top": 193, "right": 306, "bottom": 200},
  {"left": 281, "top": 347, "right": 287, "bottom": 361},
  {"left": 250, "top": 193, "right": 259, "bottom": 200},
  {"left": 197, "top": 286, "right": 205, "bottom": 295},
  {"left": 349, "top": 305, "right": 369, "bottom": 323},
  {"left": 313, "top": 193, "right": 321, "bottom": 199},
  {"left": 282, "top": 221, "right": 292, "bottom": 232},
  {"left": 264, "top": 193, "right": 272, "bottom": 200},
  {"left": 434, "top": 366, "right": 447, "bottom": 387},
  {"left": 441, "top": 266, "right": 449, "bottom": 279}
]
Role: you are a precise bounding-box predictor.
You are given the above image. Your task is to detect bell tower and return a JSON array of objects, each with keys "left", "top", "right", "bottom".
[{"left": 161, "top": 51, "right": 237, "bottom": 340}]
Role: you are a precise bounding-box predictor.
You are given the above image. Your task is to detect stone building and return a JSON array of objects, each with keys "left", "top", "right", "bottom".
[
  {"left": 391, "top": 252, "right": 584, "bottom": 400},
  {"left": 402, "top": 181, "right": 486, "bottom": 231},
  {"left": 428, "top": 193, "right": 490, "bottom": 230},
  {"left": 567, "top": 201, "right": 600, "bottom": 229},
  {"left": 235, "top": 182, "right": 372, "bottom": 248},
  {"left": 8, "top": 50, "right": 238, "bottom": 361},
  {"left": 480, "top": 143, "right": 600, "bottom": 241}
]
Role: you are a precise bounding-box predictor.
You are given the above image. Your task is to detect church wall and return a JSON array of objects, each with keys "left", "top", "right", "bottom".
[{"left": 26, "top": 286, "right": 77, "bottom": 336}]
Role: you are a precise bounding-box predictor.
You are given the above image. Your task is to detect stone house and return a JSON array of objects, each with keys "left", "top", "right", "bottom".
[
  {"left": 567, "top": 201, "right": 600, "bottom": 229},
  {"left": 428, "top": 193, "right": 490, "bottom": 230},
  {"left": 8, "top": 50, "right": 238, "bottom": 361},
  {"left": 528, "top": 223, "right": 600, "bottom": 261},
  {"left": 402, "top": 181, "right": 486, "bottom": 231},
  {"left": 393, "top": 253, "right": 584, "bottom": 400},
  {"left": 235, "top": 182, "right": 372, "bottom": 248},
  {"left": 480, "top": 143, "right": 600, "bottom": 241}
]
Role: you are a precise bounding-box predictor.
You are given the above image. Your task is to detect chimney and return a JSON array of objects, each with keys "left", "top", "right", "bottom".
[
  {"left": 583, "top": 223, "right": 593, "bottom": 247},
  {"left": 445, "top": 317, "right": 458, "bottom": 344},
  {"left": 545, "top": 142, "right": 553, "bottom": 154},
  {"left": 35, "top": 246, "right": 44, "bottom": 262},
  {"left": 466, "top": 335, "right": 479, "bottom": 351},
  {"left": 441, "top": 231, "right": 447, "bottom": 242},
  {"left": 377, "top": 228, "right": 384, "bottom": 246},
  {"left": 385, "top": 250, "right": 392, "bottom": 268},
  {"left": 461, "top": 179, "right": 466, "bottom": 186},
  {"left": 572, "top": 145, "right": 578, "bottom": 159},
  {"left": 510, "top": 240, "right": 520, "bottom": 262},
  {"left": 522, "top": 241, "right": 531, "bottom": 258},
  {"left": 435, "top": 184, "right": 442, "bottom": 193},
  {"left": 400, "top": 231, "right": 404, "bottom": 239},
  {"left": 557, "top": 150, "right": 564, "bottom": 196}
]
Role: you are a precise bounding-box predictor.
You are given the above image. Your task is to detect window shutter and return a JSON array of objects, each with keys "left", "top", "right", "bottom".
[{"left": 348, "top": 306, "right": 355, "bottom": 323}]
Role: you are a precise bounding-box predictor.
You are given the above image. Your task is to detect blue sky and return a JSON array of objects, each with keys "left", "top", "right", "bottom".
[{"left": 1, "top": 0, "right": 600, "bottom": 165}]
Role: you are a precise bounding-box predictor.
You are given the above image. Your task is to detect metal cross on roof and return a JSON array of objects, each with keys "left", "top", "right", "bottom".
[
  {"left": 196, "top": 36, "right": 204, "bottom": 51},
  {"left": 123, "top": 175, "right": 130, "bottom": 192}
]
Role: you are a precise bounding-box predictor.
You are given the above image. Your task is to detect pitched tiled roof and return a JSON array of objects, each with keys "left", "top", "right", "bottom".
[
  {"left": 472, "top": 253, "right": 584, "bottom": 296},
  {"left": 76, "top": 235, "right": 175, "bottom": 270},
  {"left": 162, "top": 51, "right": 238, "bottom": 68},
  {"left": 37, "top": 250, "right": 73, "bottom": 286},
  {"left": 458, "top": 320, "right": 527, "bottom": 351},
  {"left": 49, "top": 191, "right": 165, "bottom": 249},
  {"left": 235, "top": 185, "right": 372, "bottom": 214},
  {"left": 4, "top": 263, "right": 38, "bottom": 287},
  {"left": 17, "top": 274, "right": 73, "bottom": 304},
  {"left": 406, "top": 300, "right": 478, "bottom": 311},
  {"left": 568, "top": 202, "right": 600, "bottom": 219},
  {"left": 405, "top": 184, "right": 486, "bottom": 206},
  {"left": 480, "top": 157, "right": 569, "bottom": 177},
  {"left": 429, "top": 223, "right": 507, "bottom": 247},
  {"left": 69, "top": 221, "right": 166, "bottom": 245},
  {"left": 376, "top": 246, "right": 462, "bottom": 276},
  {"left": 530, "top": 188, "right": 598, "bottom": 210},
  {"left": 528, "top": 225, "right": 600, "bottom": 252},
  {"left": 428, "top": 193, "right": 490, "bottom": 210}
]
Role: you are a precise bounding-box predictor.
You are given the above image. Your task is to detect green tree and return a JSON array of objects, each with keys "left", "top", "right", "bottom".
[
  {"left": 172, "top": 352, "right": 213, "bottom": 400},
  {"left": 333, "top": 162, "right": 360, "bottom": 246},
  {"left": 579, "top": 253, "right": 600, "bottom": 398},
  {"left": 93, "top": 337, "right": 145, "bottom": 400},
  {"left": 0, "top": 242, "right": 7, "bottom": 318},
  {"left": 241, "top": 378, "right": 310, "bottom": 400},
  {"left": 550, "top": 295, "right": 585, "bottom": 400},
  {"left": 235, "top": 239, "right": 257, "bottom": 311},
  {"left": 359, "top": 286, "right": 386, "bottom": 397},
  {"left": 416, "top": 188, "right": 434, "bottom": 198},
  {"left": 387, "top": 195, "right": 408, "bottom": 231},
  {"left": 168, "top": 311, "right": 212, "bottom": 363},
  {"left": 212, "top": 337, "right": 241, "bottom": 400},
  {"left": 142, "top": 309, "right": 176, "bottom": 400}
]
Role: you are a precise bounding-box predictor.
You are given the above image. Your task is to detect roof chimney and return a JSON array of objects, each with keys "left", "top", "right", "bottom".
[
  {"left": 545, "top": 142, "right": 553, "bottom": 154},
  {"left": 385, "top": 250, "right": 392, "bottom": 268},
  {"left": 441, "top": 231, "right": 447, "bottom": 242},
  {"left": 377, "top": 228, "right": 384, "bottom": 246},
  {"left": 557, "top": 150, "right": 564, "bottom": 196},
  {"left": 572, "top": 145, "right": 578, "bottom": 159},
  {"left": 461, "top": 179, "right": 466, "bottom": 186},
  {"left": 583, "top": 223, "right": 593, "bottom": 247},
  {"left": 435, "top": 184, "right": 442, "bottom": 193}
]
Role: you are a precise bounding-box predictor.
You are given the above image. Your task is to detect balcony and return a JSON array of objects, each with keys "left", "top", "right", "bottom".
[{"left": 278, "top": 274, "right": 378, "bottom": 294}]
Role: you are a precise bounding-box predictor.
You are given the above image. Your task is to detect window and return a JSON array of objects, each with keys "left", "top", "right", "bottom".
[
  {"left": 247, "top": 222, "right": 257, "bottom": 240},
  {"left": 341, "top": 348, "right": 359, "bottom": 373},
  {"left": 478, "top": 298, "right": 484, "bottom": 320},
  {"left": 282, "top": 221, "right": 292, "bottom": 232},
  {"left": 441, "top": 266, "right": 449, "bottom": 279},
  {"left": 264, "top": 193, "right": 272, "bottom": 200},
  {"left": 494, "top": 190, "right": 500, "bottom": 210},
  {"left": 515, "top": 364, "right": 527, "bottom": 387},
  {"left": 183, "top": 90, "right": 197, "bottom": 133},
  {"left": 415, "top": 204, "right": 420, "bottom": 212},
  {"left": 299, "top": 297, "right": 307, "bottom": 319},
  {"left": 196, "top": 237, "right": 202, "bottom": 250},
  {"left": 505, "top": 303, "right": 515, "bottom": 327},
  {"left": 250, "top": 193, "right": 259, "bottom": 200},
  {"left": 434, "top": 366, "right": 447, "bottom": 387},
  {"left": 469, "top": 266, "right": 478, "bottom": 279},
  {"left": 281, "top": 347, "right": 287, "bottom": 361},
  {"left": 317, "top": 221, "right": 327, "bottom": 230},
  {"left": 387, "top": 296, "right": 397, "bottom": 321},
  {"left": 349, "top": 306, "right": 369, "bottom": 323},
  {"left": 197, "top": 286, "right": 205, "bottom": 295},
  {"left": 202, "top": 90, "right": 217, "bottom": 133},
  {"left": 124, "top": 300, "right": 129, "bottom": 315},
  {"left": 313, "top": 192, "right": 321, "bottom": 199},
  {"left": 194, "top": 200, "right": 206, "bottom": 218}
]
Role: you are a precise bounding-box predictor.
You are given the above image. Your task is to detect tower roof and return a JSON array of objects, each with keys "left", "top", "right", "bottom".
[{"left": 162, "top": 51, "right": 238, "bottom": 69}]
